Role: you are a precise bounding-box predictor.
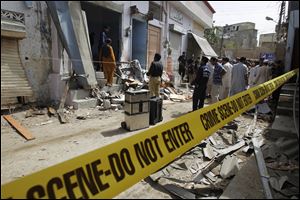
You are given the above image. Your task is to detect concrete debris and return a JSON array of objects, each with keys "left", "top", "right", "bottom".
[
  {"left": 76, "top": 116, "right": 87, "bottom": 120},
  {"left": 220, "top": 155, "right": 239, "bottom": 179},
  {"left": 223, "top": 122, "right": 238, "bottom": 130},
  {"left": 208, "top": 136, "right": 218, "bottom": 146},
  {"left": 280, "top": 187, "right": 299, "bottom": 197},
  {"left": 170, "top": 94, "right": 186, "bottom": 101},
  {"left": 25, "top": 109, "right": 47, "bottom": 118},
  {"left": 163, "top": 184, "right": 196, "bottom": 199},
  {"left": 274, "top": 171, "right": 299, "bottom": 188},
  {"left": 266, "top": 161, "right": 299, "bottom": 171},
  {"left": 150, "top": 170, "right": 165, "bottom": 182},
  {"left": 203, "top": 144, "right": 216, "bottom": 160},
  {"left": 214, "top": 140, "right": 246, "bottom": 155},
  {"left": 40, "top": 120, "right": 53, "bottom": 125},
  {"left": 103, "top": 99, "right": 111, "bottom": 109},
  {"left": 48, "top": 107, "right": 56, "bottom": 115},
  {"left": 242, "top": 145, "right": 250, "bottom": 153},
  {"left": 256, "top": 102, "right": 272, "bottom": 114},
  {"left": 269, "top": 176, "right": 288, "bottom": 192},
  {"left": 204, "top": 171, "right": 217, "bottom": 182}
]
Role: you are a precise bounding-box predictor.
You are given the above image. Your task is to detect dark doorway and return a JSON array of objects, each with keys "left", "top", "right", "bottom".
[
  {"left": 81, "top": 2, "right": 121, "bottom": 69},
  {"left": 132, "top": 19, "right": 147, "bottom": 69}
]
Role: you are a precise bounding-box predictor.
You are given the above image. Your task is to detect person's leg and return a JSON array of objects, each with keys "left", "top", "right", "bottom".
[
  {"left": 149, "top": 77, "right": 155, "bottom": 97},
  {"left": 206, "top": 79, "right": 212, "bottom": 97},
  {"left": 199, "top": 87, "right": 207, "bottom": 108},
  {"left": 192, "top": 89, "right": 200, "bottom": 111},
  {"left": 109, "top": 67, "right": 115, "bottom": 85},
  {"left": 154, "top": 77, "right": 160, "bottom": 97},
  {"left": 211, "top": 84, "right": 220, "bottom": 103},
  {"left": 103, "top": 65, "right": 108, "bottom": 84},
  {"left": 219, "top": 85, "right": 225, "bottom": 100}
]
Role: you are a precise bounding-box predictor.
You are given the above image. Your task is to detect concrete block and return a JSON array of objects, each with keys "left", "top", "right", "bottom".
[
  {"left": 66, "top": 89, "right": 90, "bottom": 106},
  {"left": 111, "top": 97, "right": 125, "bottom": 104},
  {"left": 103, "top": 99, "right": 111, "bottom": 109},
  {"left": 72, "top": 98, "right": 98, "bottom": 109},
  {"left": 96, "top": 72, "right": 105, "bottom": 79}
]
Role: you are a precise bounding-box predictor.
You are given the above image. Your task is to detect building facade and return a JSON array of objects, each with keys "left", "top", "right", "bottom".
[
  {"left": 259, "top": 33, "right": 276, "bottom": 49},
  {"left": 1, "top": 1, "right": 215, "bottom": 108}
]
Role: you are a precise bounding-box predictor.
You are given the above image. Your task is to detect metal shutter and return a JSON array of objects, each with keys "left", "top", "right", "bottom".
[{"left": 1, "top": 38, "right": 33, "bottom": 106}]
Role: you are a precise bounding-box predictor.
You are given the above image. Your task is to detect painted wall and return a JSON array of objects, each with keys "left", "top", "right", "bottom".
[{"left": 1, "top": 1, "right": 52, "bottom": 105}]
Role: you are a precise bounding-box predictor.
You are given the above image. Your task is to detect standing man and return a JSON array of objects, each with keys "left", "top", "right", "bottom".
[
  {"left": 191, "top": 56, "right": 211, "bottom": 111},
  {"left": 147, "top": 53, "right": 163, "bottom": 98},
  {"left": 99, "top": 38, "right": 116, "bottom": 86},
  {"left": 178, "top": 52, "right": 187, "bottom": 82},
  {"left": 210, "top": 57, "right": 227, "bottom": 103},
  {"left": 98, "top": 26, "right": 111, "bottom": 71},
  {"left": 252, "top": 59, "right": 272, "bottom": 87},
  {"left": 271, "top": 60, "right": 284, "bottom": 103},
  {"left": 219, "top": 57, "right": 233, "bottom": 100},
  {"left": 230, "top": 57, "right": 248, "bottom": 96},
  {"left": 187, "top": 54, "right": 195, "bottom": 83}
]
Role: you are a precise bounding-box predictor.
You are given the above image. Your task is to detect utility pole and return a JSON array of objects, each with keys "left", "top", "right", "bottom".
[
  {"left": 220, "top": 24, "right": 228, "bottom": 57},
  {"left": 277, "top": 1, "right": 286, "bottom": 41}
]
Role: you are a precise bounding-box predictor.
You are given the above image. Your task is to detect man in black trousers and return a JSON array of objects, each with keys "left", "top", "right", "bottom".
[{"left": 191, "top": 56, "right": 211, "bottom": 111}]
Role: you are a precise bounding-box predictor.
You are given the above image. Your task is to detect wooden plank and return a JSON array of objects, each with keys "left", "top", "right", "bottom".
[{"left": 3, "top": 115, "right": 35, "bottom": 140}]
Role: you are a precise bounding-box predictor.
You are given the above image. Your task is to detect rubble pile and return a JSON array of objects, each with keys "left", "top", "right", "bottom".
[{"left": 147, "top": 116, "right": 299, "bottom": 199}]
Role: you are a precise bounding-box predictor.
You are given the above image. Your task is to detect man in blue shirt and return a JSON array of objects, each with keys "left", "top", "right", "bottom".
[{"left": 210, "top": 57, "right": 226, "bottom": 103}]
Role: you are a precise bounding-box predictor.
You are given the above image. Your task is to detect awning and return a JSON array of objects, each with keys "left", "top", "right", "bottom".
[{"left": 190, "top": 32, "right": 218, "bottom": 57}]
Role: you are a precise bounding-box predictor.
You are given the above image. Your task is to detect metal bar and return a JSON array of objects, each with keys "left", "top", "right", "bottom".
[{"left": 252, "top": 137, "right": 273, "bottom": 199}]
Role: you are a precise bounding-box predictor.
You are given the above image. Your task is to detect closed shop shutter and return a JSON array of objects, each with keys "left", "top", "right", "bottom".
[
  {"left": 170, "top": 31, "right": 182, "bottom": 72},
  {"left": 1, "top": 38, "right": 33, "bottom": 106}
]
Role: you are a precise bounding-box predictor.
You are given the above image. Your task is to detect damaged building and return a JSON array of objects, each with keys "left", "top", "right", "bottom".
[{"left": 1, "top": 1, "right": 217, "bottom": 110}]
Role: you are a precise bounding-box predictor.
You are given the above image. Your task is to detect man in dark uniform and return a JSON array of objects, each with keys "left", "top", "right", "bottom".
[
  {"left": 147, "top": 53, "right": 164, "bottom": 98},
  {"left": 178, "top": 52, "right": 187, "bottom": 81},
  {"left": 191, "top": 56, "right": 211, "bottom": 111}
]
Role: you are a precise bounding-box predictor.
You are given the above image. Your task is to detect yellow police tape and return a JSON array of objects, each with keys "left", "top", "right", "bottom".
[{"left": 1, "top": 69, "right": 298, "bottom": 199}]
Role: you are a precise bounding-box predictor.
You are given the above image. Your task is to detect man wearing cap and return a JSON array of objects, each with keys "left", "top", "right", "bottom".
[{"left": 252, "top": 59, "right": 272, "bottom": 87}]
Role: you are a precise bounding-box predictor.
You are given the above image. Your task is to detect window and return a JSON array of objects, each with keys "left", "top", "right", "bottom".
[{"left": 149, "top": 2, "right": 162, "bottom": 21}]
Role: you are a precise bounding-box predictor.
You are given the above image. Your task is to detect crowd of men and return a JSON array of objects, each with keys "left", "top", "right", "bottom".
[{"left": 178, "top": 52, "right": 285, "bottom": 111}]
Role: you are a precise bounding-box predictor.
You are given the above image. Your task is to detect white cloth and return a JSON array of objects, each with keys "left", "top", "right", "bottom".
[
  {"left": 248, "top": 65, "right": 259, "bottom": 88},
  {"left": 211, "top": 84, "right": 221, "bottom": 103},
  {"left": 230, "top": 62, "right": 248, "bottom": 96},
  {"left": 222, "top": 62, "right": 233, "bottom": 88}
]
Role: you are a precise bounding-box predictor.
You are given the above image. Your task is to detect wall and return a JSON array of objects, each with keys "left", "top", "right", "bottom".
[
  {"left": 192, "top": 21, "right": 205, "bottom": 37},
  {"left": 168, "top": 4, "right": 193, "bottom": 54},
  {"left": 172, "top": 1, "right": 213, "bottom": 29},
  {"left": 1, "top": 1, "right": 52, "bottom": 105},
  {"left": 259, "top": 33, "right": 276, "bottom": 44},
  {"left": 223, "top": 29, "right": 257, "bottom": 50}
]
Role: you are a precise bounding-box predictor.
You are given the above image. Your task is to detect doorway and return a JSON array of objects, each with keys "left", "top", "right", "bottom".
[
  {"left": 147, "top": 25, "right": 161, "bottom": 69},
  {"left": 132, "top": 19, "right": 148, "bottom": 69},
  {"left": 81, "top": 2, "right": 122, "bottom": 69}
]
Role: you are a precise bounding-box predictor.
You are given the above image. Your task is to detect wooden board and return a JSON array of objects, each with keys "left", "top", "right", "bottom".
[{"left": 3, "top": 115, "right": 35, "bottom": 140}]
